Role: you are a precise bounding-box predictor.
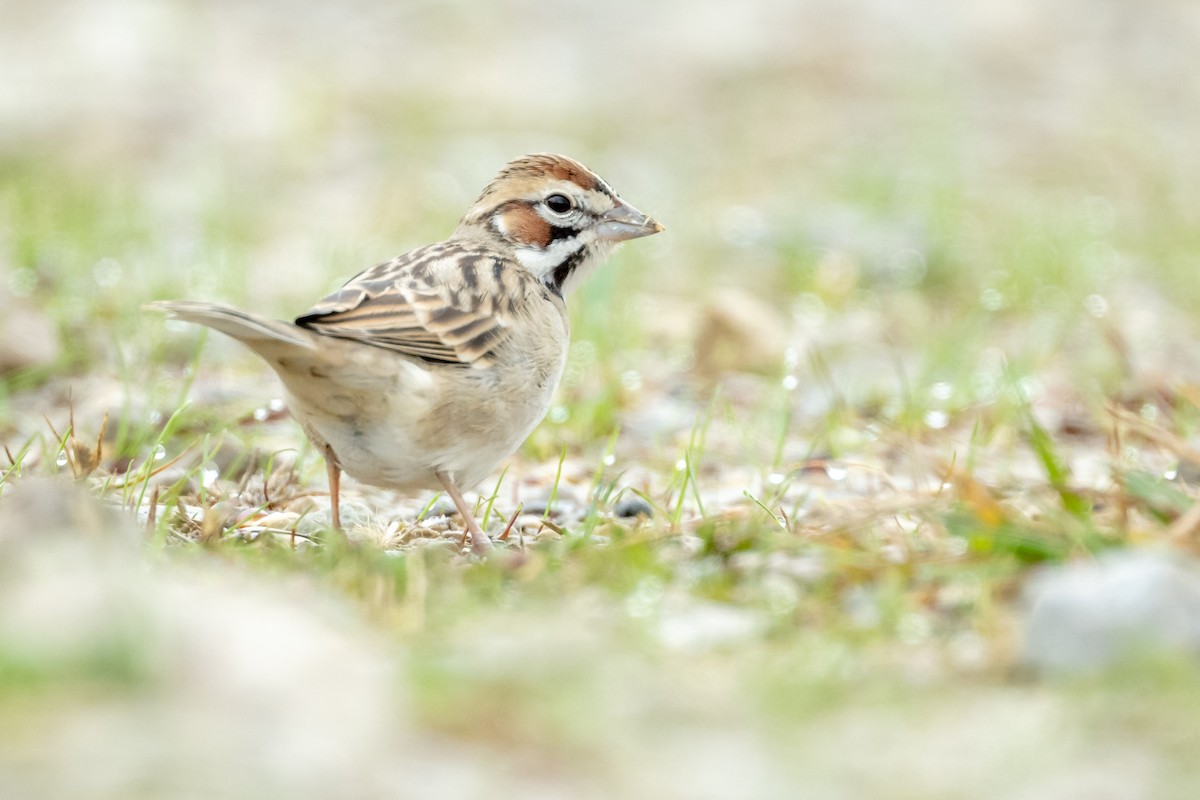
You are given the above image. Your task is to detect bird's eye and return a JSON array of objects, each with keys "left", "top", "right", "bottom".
[{"left": 544, "top": 194, "right": 573, "bottom": 214}]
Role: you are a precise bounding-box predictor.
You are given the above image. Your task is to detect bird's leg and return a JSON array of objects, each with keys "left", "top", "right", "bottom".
[
  {"left": 436, "top": 470, "right": 493, "bottom": 556},
  {"left": 324, "top": 444, "right": 342, "bottom": 530}
]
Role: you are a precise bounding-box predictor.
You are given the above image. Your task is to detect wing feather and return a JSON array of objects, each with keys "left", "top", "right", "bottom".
[{"left": 295, "top": 243, "right": 526, "bottom": 367}]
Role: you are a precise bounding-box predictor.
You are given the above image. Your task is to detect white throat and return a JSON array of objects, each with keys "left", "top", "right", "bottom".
[{"left": 514, "top": 237, "right": 586, "bottom": 278}]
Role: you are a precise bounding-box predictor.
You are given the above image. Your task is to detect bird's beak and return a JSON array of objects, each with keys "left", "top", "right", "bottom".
[{"left": 595, "top": 201, "right": 665, "bottom": 242}]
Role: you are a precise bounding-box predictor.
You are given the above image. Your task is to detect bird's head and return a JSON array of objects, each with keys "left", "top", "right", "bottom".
[{"left": 457, "top": 153, "right": 664, "bottom": 295}]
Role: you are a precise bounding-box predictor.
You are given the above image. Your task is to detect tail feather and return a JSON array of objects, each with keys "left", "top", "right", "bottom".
[
  {"left": 146, "top": 300, "right": 315, "bottom": 350},
  {"left": 148, "top": 298, "right": 412, "bottom": 407}
]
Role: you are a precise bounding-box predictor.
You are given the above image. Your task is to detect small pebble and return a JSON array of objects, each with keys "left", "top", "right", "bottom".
[
  {"left": 285, "top": 495, "right": 319, "bottom": 514},
  {"left": 421, "top": 498, "right": 458, "bottom": 519},
  {"left": 253, "top": 511, "right": 301, "bottom": 530},
  {"left": 520, "top": 499, "right": 550, "bottom": 516},
  {"left": 613, "top": 495, "right": 654, "bottom": 519},
  {"left": 338, "top": 501, "right": 375, "bottom": 527},
  {"left": 147, "top": 467, "right": 199, "bottom": 496},
  {"left": 1173, "top": 459, "right": 1200, "bottom": 485}
]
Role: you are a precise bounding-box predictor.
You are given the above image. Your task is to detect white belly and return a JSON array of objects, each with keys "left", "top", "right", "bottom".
[{"left": 284, "top": 341, "right": 566, "bottom": 494}]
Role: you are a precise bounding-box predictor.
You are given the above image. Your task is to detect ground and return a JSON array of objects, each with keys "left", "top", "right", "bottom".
[{"left": 3, "top": 1, "right": 1200, "bottom": 798}]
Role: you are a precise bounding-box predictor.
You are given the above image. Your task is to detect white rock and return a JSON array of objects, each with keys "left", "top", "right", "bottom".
[{"left": 1021, "top": 549, "right": 1200, "bottom": 671}]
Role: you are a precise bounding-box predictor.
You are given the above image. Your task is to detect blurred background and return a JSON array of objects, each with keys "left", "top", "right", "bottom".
[
  {"left": 5, "top": 0, "right": 1200, "bottom": 400},
  {"left": 5, "top": 1, "right": 1200, "bottom": 798},
  {"left": 4, "top": 0, "right": 1200, "bottom": 437}
]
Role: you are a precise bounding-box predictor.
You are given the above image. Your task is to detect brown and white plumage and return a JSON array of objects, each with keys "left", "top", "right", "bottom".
[
  {"left": 293, "top": 242, "right": 536, "bottom": 367},
  {"left": 149, "top": 153, "right": 662, "bottom": 555}
]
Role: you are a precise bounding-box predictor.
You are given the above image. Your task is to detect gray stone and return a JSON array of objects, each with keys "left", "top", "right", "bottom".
[
  {"left": 614, "top": 495, "right": 654, "bottom": 519},
  {"left": 1021, "top": 549, "right": 1200, "bottom": 671}
]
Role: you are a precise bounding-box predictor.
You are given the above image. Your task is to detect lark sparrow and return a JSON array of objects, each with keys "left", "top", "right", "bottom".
[{"left": 150, "top": 154, "right": 663, "bottom": 555}]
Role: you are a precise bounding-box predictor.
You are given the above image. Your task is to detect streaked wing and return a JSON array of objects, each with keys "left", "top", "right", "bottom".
[{"left": 295, "top": 242, "right": 520, "bottom": 367}]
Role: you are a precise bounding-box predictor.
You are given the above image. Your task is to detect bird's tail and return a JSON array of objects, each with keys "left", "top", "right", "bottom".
[{"left": 146, "top": 300, "right": 315, "bottom": 350}]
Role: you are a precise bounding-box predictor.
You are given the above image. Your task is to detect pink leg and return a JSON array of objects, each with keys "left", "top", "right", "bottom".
[
  {"left": 325, "top": 445, "right": 342, "bottom": 530},
  {"left": 436, "top": 470, "right": 492, "bottom": 556}
]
